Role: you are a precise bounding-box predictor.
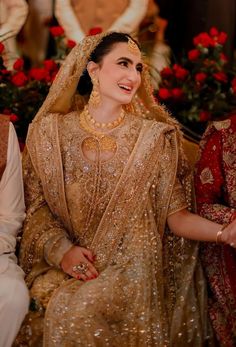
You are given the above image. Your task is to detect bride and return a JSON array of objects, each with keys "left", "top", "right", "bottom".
[{"left": 16, "top": 32, "right": 236, "bottom": 346}]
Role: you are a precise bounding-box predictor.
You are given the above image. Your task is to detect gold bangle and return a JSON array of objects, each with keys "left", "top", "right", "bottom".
[
  {"left": 216, "top": 230, "right": 223, "bottom": 244},
  {"left": 216, "top": 224, "right": 227, "bottom": 244}
]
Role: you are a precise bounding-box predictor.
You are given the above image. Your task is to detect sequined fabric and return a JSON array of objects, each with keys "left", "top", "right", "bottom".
[
  {"left": 15, "top": 113, "right": 213, "bottom": 347},
  {"left": 15, "top": 33, "right": 211, "bottom": 346},
  {"left": 195, "top": 114, "right": 236, "bottom": 346},
  {"left": 0, "top": 115, "right": 9, "bottom": 180}
]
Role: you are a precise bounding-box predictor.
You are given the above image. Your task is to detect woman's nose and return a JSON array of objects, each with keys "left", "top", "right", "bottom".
[{"left": 127, "top": 68, "right": 140, "bottom": 83}]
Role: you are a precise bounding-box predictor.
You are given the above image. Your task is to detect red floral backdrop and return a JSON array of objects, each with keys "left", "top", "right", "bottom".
[{"left": 0, "top": 26, "right": 235, "bottom": 147}]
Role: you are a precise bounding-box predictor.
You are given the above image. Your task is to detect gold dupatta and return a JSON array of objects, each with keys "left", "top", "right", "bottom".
[{"left": 21, "top": 33, "right": 212, "bottom": 346}]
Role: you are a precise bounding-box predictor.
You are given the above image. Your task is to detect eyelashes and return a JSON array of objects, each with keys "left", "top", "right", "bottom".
[{"left": 118, "top": 61, "right": 143, "bottom": 73}]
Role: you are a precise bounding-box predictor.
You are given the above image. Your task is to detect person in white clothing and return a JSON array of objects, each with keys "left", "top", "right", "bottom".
[
  {"left": 0, "top": 0, "right": 28, "bottom": 69},
  {"left": 55, "top": 0, "right": 148, "bottom": 42},
  {"left": 0, "top": 116, "right": 29, "bottom": 347}
]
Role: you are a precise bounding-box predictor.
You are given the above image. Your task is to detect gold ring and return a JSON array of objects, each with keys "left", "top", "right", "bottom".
[{"left": 72, "top": 262, "right": 89, "bottom": 275}]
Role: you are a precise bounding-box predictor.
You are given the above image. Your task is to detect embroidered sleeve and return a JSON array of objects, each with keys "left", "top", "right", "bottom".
[
  {"left": 167, "top": 178, "right": 188, "bottom": 216},
  {"left": 195, "top": 130, "right": 236, "bottom": 224},
  {"left": 19, "top": 150, "right": 72, "bottom": 275}
]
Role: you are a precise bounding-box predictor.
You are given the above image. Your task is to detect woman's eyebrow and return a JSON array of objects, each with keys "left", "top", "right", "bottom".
[
  {"left": 117, "top": 57, "right": 133, "bottom": 64},
  {"left": 117, "top": 57, "right": 142, "bottom": 67}
]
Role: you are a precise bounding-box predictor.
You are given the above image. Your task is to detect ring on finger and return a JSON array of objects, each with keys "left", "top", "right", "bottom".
[{"left": 72, "top": 262, "right": 89, "bottom": 275}]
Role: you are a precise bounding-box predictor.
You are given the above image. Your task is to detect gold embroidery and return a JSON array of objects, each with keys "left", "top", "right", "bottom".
[
  {"left": 223, "top": 152, "right": 235, "bottom": 166},
  {"left": 200, "top": 167, "right": 214, "bottom": 185},
  {"left": 213, "top": 119, "right": 231, "bottom": 130}
]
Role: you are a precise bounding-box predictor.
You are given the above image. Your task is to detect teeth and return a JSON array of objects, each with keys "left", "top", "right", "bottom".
[{"left": 119, "top": 84, "right": 132, "bottom": 91}]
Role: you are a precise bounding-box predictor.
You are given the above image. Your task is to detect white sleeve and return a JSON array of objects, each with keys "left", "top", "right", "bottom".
[
  {"left": 55, "top": 0, "right": 85, "bottom": 42},
  {"left": 0, "top": 123, "right": 25, "bottom": 255},
  {"left": 109, "top": 0, "right": 148, "bottom": 34},
  {"left": 0, "top": 0, "right": 28, "bottom": 39}
]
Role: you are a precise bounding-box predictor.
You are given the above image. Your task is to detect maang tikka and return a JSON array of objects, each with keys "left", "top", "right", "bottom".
[{"left": 89, "top": 75, "right": 101, "bottom": 108}]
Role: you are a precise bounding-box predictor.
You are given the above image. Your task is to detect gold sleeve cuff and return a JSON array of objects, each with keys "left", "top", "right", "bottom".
[{"left": 44, "top": 235, "right": 73, "bottom": 267}]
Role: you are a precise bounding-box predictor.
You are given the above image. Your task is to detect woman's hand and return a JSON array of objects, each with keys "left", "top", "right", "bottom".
[
  {"left": 221, "top": 219, "right": 236, "bottom": 248},
  {"left": 60, "top": 246, "right": 99, "bottom": 281}
]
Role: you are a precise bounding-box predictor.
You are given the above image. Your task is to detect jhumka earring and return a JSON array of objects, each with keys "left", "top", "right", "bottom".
[
  {"left": 123, "top": 103, "right": 135, "bottom": 114},
  {"left": 89, "top": 75, "right": 101, "bottom": 108}
]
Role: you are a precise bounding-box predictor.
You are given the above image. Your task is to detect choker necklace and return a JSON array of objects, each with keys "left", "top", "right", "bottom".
[
  {"left": 79, "top": 106, "right": 125, "bottom": 151},
  {"left": 85, "top": 107, "right": 125, "bottom": 129}
]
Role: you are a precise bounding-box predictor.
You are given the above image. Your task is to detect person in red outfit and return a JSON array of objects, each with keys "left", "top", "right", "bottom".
[{"left": 195, "top": 113, "right": 236, "bottom": 347}]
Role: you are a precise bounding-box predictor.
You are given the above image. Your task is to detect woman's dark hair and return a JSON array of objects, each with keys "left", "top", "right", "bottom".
[{"left": 77, "top": 32, "right": 140, "bottom": 96}]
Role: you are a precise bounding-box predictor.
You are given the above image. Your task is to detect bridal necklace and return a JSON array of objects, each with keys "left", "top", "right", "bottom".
[{"left": 79, "top": 106, "right": 125, "bottom": 151}]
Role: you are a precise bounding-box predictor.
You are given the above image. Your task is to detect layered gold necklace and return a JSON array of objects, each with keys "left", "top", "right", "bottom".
[{"left": 79, "top": 106, "right": 125, "bottom": 151}]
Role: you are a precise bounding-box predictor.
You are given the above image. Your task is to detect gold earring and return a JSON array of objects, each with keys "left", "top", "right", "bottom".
[
  {"left": 89, "top": 75, "right": 101, "bottom": 108},
  {"left": 123, "top": 103, "right": 134, "bottom": 114}
]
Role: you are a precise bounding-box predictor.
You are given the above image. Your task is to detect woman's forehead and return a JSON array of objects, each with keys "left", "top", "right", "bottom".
[{"left": 103, "top": 42, "right": 142, "bottom": 62}]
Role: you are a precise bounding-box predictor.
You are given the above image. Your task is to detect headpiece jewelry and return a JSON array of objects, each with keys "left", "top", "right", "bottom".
[{"left": 127, "top": 37, "right": 140, "bottom": 56}]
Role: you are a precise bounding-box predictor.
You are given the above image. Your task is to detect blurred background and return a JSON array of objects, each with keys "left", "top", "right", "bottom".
[{"left": 1, "top": 0, "right": 236, "bottom": 144}]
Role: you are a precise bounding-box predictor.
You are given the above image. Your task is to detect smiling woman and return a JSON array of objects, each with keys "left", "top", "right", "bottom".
[{"left": 15, "top": 32, "right": 236, "bottom": 346}]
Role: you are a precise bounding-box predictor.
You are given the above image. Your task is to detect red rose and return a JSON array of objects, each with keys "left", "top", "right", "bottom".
[
  {"left": 209, "top": 27, "right": 219, "bottom": 37},
  {"left": 199, "top": 110, "right": 211, "bottom": 122},
  {"left": 88, "top": 27, "right": 103, "bottom": 36},
  {"left": 10, "top": 114, "right": 19, "bottom": 123},
  {"left": 193, "top": 32, "right": 215, "bottom": 47},
  {"left": 213, "top": 71, "right": 228, "bottom": 83},
  {"left": 173, "top": 64, "right": 189, "bottom": 80},
  {"left": 11, "top": 71, "right": 28, "bottom": 86},
  {"left": 217, "top": 32, "right": 227, "bottom": 45},
  {"left": 29, "top": 67, "right": 49, "bottom": 81},
  {"left": 67, "top": 39, "right": 76, "bottom": 48},
  {"left": 0, "top": 42, "right": 5, "bottom": 54},
  {"left": 1, "top": 69, "right": 11, "bottom": 75},
  {"left": 43, "top": 59, "right": 57, "bottom": 71},
  {"left": 188, "top": 49, "right": 200, "bottom": 61},
  {"left": 158, "top": 88, "right": 172, "bottom": 100},
  {"left": 50, "top": 26, "right": 65, "bottom": 37},
  {"left": 160, "top": 67, "right": 173, "bottom": 78},
  {"left": 220, "top": 53, "right": 228, "bottom": 63},
  {"left": 13, "top": 58, "right": 24, "bottom": 71},
  {"left": 195, "top": 72, "right": 207, "bottom": 83},
  {"left": 172, "top": 88, "right": 184, "bottom": 100}
]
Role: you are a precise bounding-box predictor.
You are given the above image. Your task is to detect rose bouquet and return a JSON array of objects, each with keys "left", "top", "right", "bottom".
[{"left": 156, "top": 27, "right": 236, "bottom": 136}]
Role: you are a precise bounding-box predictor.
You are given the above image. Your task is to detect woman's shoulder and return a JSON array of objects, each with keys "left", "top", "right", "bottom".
[{"left": 212, "top": 113, "right": 236, "bottom": 132}]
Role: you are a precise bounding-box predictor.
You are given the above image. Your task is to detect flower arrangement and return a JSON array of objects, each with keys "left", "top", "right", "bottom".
[
  {"left": 156, "top": 27, "right": 236, "bottom": 135},
  {"left": 0, "top": 27, "right": 75, "bottom": 146},
  {"left": 0, "top": 26, "right": 103, "bottom": 146},
  {"left": 1, "top": 26, "right": 235, "bottom": 144}
]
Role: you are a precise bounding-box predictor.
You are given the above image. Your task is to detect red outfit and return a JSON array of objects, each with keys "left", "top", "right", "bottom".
[{"left": 195, "top": 114, "right": 236, "bottom": 346}]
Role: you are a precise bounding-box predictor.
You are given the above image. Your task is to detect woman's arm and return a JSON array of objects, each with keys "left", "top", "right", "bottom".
[
  {"left": 167, "top": 208, "right": 236, "bottom": 246},
  {"left": 20, "top": 149, "right": 98, "bottom": 281}
]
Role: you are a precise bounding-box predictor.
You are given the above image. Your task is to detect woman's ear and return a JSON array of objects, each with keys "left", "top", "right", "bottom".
[{"left": 87, "top": 61, "right": 99, "bottom": 79}]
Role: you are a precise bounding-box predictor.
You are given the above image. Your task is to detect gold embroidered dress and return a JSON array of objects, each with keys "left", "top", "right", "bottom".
[{"left": 17, "top": 33, "right": 210, "bottom": 346}]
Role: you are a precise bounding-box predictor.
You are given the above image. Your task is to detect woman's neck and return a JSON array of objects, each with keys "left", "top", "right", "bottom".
[{"left": 88, "top": 102, "right": 123, "bottom": 124}]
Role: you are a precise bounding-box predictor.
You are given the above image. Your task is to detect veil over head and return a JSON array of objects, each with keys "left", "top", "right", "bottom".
[
  {"left": 27, "top": 32, "right": 179, "bottom": 135},
  {"left": 26, "top": 31, "right": 190, "bottom": 179}
]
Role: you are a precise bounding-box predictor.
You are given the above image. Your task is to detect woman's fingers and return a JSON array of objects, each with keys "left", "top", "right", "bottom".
[
  {"left": 222, "top": 222, "right": 236, "bottom": 247},
  {"left": 60, "top": 245, "right": 99, "bottom": 280},
  {"left": 81, "top": 247, "right": 95, "bottom": 263}
]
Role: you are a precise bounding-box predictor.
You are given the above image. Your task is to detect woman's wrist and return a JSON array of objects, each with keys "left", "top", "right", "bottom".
[{"left": 216, "top": 224, "right": 228, "bottom": 244}]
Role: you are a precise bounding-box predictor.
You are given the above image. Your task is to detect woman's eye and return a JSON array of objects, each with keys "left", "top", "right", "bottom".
[
  {"left": 136, "top": 65, "right": 143, "bottom": 73},
  {"left": 119, "top": 61, "right": 128, "bottom": 67}
]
